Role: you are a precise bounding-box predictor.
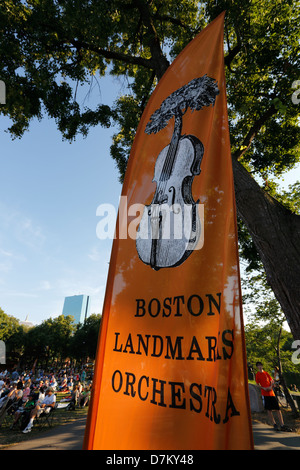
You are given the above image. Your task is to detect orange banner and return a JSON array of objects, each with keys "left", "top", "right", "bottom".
[{"left": 84, "top": 12, "right": 253, "bottom": 450}]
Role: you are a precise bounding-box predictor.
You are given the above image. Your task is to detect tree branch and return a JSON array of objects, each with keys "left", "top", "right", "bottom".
[
  {"left": 224, "top": 22, "right": 242, "bottom": 71},
  {"left": 71, "top": 39, "right": 153, "bottom": 70},
  {"left": 232, "top": 104, "right": 278, "bottom": 160},
  {"left": 154, "top": 13, "right": 192, "bottom": 31},
  {"left": 224, "top": 43, "right": 241, "bottom": 69},
  {"left": 131, "top": 0, "right": 170, "bottom": 80}
]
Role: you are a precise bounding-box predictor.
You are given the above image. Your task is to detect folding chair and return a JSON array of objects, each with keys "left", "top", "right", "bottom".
[
  {"left": 0, "top": 397, "right": 10, "bottom": 427},
  {"left": 36, "top": 402, "right": 57, "bottom": 429},
  {"left": 0, "top": 397, "right": 20, "bottom": 428}
]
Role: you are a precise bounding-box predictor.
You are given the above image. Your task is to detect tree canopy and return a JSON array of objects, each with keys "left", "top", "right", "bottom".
[
  {"left": 1, "top": 0, "right": 298, "bottom": 175},
  {"left": 0, "top": 308, "right": 101, "bottom": 368},
  {"left": 0, "top": 0, "right": 299, "bottom": 336}
]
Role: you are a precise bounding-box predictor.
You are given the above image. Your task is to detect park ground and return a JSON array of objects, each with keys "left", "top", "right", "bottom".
[
  {"left": 252, "top": 408, "right": 300, "bottom": 433},
  {"left": 0, "top": 391, "right": 299, "bottom": 450},
  {"left": 0, "top": 391, "right": 89, "bottom": 449}
]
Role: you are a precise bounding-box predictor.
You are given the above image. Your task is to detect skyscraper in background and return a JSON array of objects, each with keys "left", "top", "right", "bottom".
[{"left": 62, "top": 294, "right": 90, "bottom": 324}]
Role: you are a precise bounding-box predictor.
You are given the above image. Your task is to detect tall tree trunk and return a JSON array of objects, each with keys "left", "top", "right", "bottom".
[{"left": 232, "top": 157, "right": 300, "bottom": 340}]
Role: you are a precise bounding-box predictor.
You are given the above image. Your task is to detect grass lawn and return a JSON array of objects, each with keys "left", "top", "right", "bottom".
[
  {"left": 0, "top": 392, "right": 89, "bottom": 449},
  {"left": 1, "top": 387, "right": 299, "bottom": 449}
]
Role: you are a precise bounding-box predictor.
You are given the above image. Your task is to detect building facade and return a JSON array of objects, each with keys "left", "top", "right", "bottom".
[{"left": 62, "top": 294, "right": 90, "bottom": 324}]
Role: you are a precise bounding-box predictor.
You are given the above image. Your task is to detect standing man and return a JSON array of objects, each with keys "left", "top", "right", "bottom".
[{"left": 255, "top": 362, "right": 291, "bottom": 432}]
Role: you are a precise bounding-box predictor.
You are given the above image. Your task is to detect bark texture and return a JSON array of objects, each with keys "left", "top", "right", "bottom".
[{"left": 232, "top": 157, "right": 300, "bottom": 339}]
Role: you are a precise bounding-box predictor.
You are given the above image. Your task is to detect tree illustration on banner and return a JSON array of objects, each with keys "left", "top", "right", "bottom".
[{"left": 136, "top": 75, "right": 219, "bottom": 270}]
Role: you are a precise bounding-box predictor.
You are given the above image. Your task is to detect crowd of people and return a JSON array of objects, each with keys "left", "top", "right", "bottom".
[{"left": 0, "top": 366, "right": 93, "bottom": 433}]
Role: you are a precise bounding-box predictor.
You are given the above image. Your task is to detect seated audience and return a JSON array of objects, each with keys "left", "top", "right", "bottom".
[
  {"left": 22, "top": 387, "right": 56, "bottom": 433},
  {"left": 11, "top": 393, "right": 36, "bottom": 429}
]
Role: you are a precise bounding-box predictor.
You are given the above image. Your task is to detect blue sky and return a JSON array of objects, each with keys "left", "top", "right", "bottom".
[
  {"left": 0, "top": 75, "right": 123, "bottom": 324},
  {"left": 0, "top": 73, "right": 299, "bottom": 326}
]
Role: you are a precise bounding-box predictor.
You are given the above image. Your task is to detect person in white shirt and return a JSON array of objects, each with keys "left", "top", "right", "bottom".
[
  {"left": 36, "top": 386, "right": 45, "bottom": 404},
  {"left": 23, "top": 387, "right": 56, "bottom": 433},
  {"left": 49, "top": 374, "right": 58, "bottom": 390}
]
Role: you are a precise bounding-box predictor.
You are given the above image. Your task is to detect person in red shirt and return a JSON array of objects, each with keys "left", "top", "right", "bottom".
[{"left": 255, "top": 362, "right": 291, "bottom": 432}]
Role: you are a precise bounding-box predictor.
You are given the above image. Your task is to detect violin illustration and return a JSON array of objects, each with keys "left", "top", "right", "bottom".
[{"left": 136, "top": 75, "right": 219, "bottom": 270}]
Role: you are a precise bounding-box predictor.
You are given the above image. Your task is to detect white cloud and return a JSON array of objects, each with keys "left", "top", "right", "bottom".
[
  {"left": 3, "top": 291, "right": 38, "bottom": 298},
  {"left": 0, "top": 202, "right": 46, "bottom": 251},
  {"left": 0, "top": 249, "right": 13, "bottom": 257},
  {"left": 88, "top": 246, "right": 102, "bottom": 261},
  {"left": 39, "top": 280, "right": 52, "bottom": 291},
  {"left": 0, "top": 261, "right": 11, "bottom": 272},
  {"left": 16, "top": 216, "right": 45, "bottom": 249}
]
